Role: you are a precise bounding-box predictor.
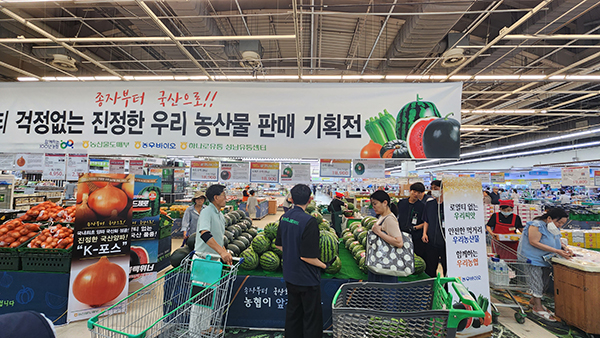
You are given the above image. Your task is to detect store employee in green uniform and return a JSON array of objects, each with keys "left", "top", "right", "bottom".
[
  {"left": 275, "top": 184, "right": 336, "bottom": 338},
  {"left": 195, "top": 184, "right": 232, "bottom": 265}
]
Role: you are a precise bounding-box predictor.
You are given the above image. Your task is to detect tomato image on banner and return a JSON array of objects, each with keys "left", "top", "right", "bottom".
[{"left": 361, "top": 94, "right": 461, "bottom": 159}]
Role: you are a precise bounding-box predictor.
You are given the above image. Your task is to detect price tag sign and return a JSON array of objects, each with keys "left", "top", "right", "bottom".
[
  {"left": 561, "top": 166, "right": 590, "bottom": 186},
  {"left": 129, "top": 160, "right": 144, "bottom": 175},
  {"left": 109, "top": 159, "right": 125, "bottom": 173},
  {"left": 490, "top": 172, "right": 505, "bottom": 183},
  {"left": 530, "top": 181, "right": 542, "bottom": 189},
  {"left": 66, "top": 154, "right": 88, "bottom": 180},
  {"left": 320, "top": 159, "right": 351, "bottom": 178},
  {"left": 250, "top": 162, "right": 280, "bottom": 183},
  {"left": 0, "top": 154, "right": 14, "bottom": 170},
  {"left": 43, "top": 153, "right": 66, "bottom": 180},
  {"left": 280, "top": 163, "right": 311, "bottom": 183},
  {"left": 14, "top": 153, "right": 44, "bottom": 172},
  {"left": 220, "top": 162, "right": 250, "bottom": 182},
  {"left": 352, "top": 159, "right": 385, "bottom": 178},
  {"left": 474, "top": 172, "right": 490, "bottom": 184},
  {"left": 190, "top": 161, "right": 219, "bottom": 181},
  {"left": 595, "top": 171, "right": 600, "bottom": 187}
]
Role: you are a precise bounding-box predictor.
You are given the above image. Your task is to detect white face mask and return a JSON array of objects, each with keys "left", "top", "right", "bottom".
[
  {"left": 501, "top": 211, "right": 512, "bottom": 217},
  {"left": 547, "top": 222, "right": 561, "bottom": 236},
  {"left": 431, "top": 190, "right": 441, "bottom": 198}
]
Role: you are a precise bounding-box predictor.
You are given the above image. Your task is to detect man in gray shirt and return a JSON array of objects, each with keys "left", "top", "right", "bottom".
[{"left": 195, "top": 184, "right": 232, "bottom": 265}]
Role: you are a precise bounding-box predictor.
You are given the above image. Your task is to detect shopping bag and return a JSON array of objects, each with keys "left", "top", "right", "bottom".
[{"left": 366, "top": 230, "right": 414, "bottom": 276}]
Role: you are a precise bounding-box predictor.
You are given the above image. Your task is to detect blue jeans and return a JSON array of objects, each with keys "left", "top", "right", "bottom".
[{"left": 368, "top": 270, "right": 397, "bottom": 283}]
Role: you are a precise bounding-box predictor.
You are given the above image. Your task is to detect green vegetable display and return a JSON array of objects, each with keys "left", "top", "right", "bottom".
[{"left": 365, "top": 110, "right": 397, "bottom": 145}]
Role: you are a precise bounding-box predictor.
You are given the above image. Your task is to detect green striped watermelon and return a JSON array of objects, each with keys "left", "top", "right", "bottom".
[
  {"left": 350, "top": 223, "right": 360, "bottom": 233},
  {"left": 414, "top": 255, "right": 426, "bottom": 275},
  {"left": 353, "top": 227, "right": 365, "bottom": 240},
  {"left": 320, "top": 231, "right": 339, "bottom": 263},
  {"left": 348, "top": 240, "right": 360, "bottom": 253},
  {"left": 260, "top": 251, "right": 280, "bottom": 271},
  {"left": 236, "top": 236, "right": 249, "bottom": 248},
  {"left": 319, "top": 222, "right": 331, "bottom": 232},
  {"left": 358, "top": 256, "right": 368, "bottom": 274},
  {"left": 311, "top": 212, "right": 324, "bottom": 224},
  {"left": 342, "top": 233, "right": 354, "bottom": 243},
  {"left": 345, "top": 237, "right": 356, "bottom": 249},
  {"left": 251, "top": 234, "right": 271, "bottom": 254},
  {"left": 232, "top": 239, "right": 246, "bottom": 251},
  {"left": 247, "top": 228, "right": 258, "bottom": 237},
  {"left": 240, "top": 248, "right": 259, "bottom": 270},
  {"left": 264, "top": 222, "right": 279, "bottom": 240},
  {"left": 354, "top": 249, "right": 365, "bottom": 262},
  {"left": 271, "top": 238, "right": 283, "bottom": 257},
  {"left": 227, "top": 243, "right": 240, "bottom": 256},
  {"left": 324, "top": 256, "right": 342, "bottom": 274},
  {"left": 352, "top": 244, "right": 365, "bottom": 257},
  {"left": 396, "top": 94, "right": 441, "bottom": 142},
  {"left": 358, "top": 231, "right": 368, "bottom": 245}
]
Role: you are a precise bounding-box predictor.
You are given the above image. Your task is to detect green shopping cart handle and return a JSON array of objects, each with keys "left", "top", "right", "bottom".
[{"left": 441, "top": 276, "right": 485, "bottom": 329}]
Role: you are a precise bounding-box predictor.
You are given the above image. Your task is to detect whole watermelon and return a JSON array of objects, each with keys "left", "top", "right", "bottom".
[
  {"left": 240, "top": 249, "right": 259, "bottom": 270},
  {"left": 264, "top": 222, "right": 279, "bottom": 240},
  {"left": 251, "top": 234, "right": 271, "bottom": 254},
  {"left": 170, "top": 247, "right": 191, "bottom": 267},
  {"left": 260, "top": 251, "right": 281, "bottom": 271},
  {"left": 396, "top": 94, "right": 441, "bottom": 142},
  {"left": 271, "top": 238, "right": 283, "bottom": 257},
  {"left": 324, "top": 256, "right": 342, "bottom": 274},
  {"left": 414, "top": 255, "right": 426, "bottom": 275},
  {"left": 320, "top": 231, "right": 339, "bottom": 263}
]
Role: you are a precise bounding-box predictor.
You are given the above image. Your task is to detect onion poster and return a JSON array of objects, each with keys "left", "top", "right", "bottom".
[{"left": 68, "top": 173, "right": 133, "bottom": 322}]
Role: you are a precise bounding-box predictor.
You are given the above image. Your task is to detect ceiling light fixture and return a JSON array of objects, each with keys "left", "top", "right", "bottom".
[
  {"left": 474, "top": 75, "right": 520, "bottom": 80},
  {"left": 134, "top": 76, "right": 175, "bottom": 81},
  {"left": 301, "top": 75, "right": 342, "bottom": 80},
  {"left": 17, "top": 77, "right": 40, "bottom": 82}
]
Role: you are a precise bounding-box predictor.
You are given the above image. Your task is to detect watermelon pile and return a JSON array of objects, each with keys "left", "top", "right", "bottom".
[
  {"left": 221, "top": 209, "right": 260, "bottom": 260},
  {"left": 240, "top": 221, "right": 282, "bottom": 272},
  {"left": 343, "top": 217, "right": 426, "bottom": 276}
]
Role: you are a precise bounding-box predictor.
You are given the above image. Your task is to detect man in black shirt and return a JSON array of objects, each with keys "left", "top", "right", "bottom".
[
  {"left": 328, "top": 192, "right": 346, "bottom": 213},
  {"left": 275, "top": 184, "right": 336, "bottom": 338},
  {"left": 422, "top": 180, "right": 447, "bottom": 278},
  {"left": 397, "top": 182, "right": 426, "bottom": 258},
  {"left": 489, "top": 186, "right": 501, "bottom": 205}
]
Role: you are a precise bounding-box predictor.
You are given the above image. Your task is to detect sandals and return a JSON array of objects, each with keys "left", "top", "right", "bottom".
[{"left": 532, "top": 309, "right": 557, "bottom": 322}]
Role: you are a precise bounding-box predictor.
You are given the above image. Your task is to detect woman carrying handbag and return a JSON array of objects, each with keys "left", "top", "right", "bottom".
[{"left": 367, "top": 190, "right": 407, "bottom": 283}]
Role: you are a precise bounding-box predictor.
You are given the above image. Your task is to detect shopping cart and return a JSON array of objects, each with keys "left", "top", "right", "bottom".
[
  {"left": 88, "top": 252, "right": 242, "bottom": 338},
  {"left": 487, "top": 233, "right": 531, "bottom": 324},
  {"left": 332, "top": 275, "right": 484, "bottom": 338}
]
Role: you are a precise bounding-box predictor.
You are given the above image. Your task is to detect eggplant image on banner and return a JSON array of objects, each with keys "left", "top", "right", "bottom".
[{"left": 422, "top": 113, "right": 461, "bottom": 158}]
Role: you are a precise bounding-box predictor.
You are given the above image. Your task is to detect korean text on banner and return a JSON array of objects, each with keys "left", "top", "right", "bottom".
[
  {"left": 280, "top": 163, "right": 311, "bottom": 184},
  {"left": 190, "top": 160, "right": 219, "bottom": 182},
  {"left": 43, "top": 153, "right": 66, "bottom": 180},
  {"left": 66, "top": 154, "right": 89, "bottom": 181},
  {"left": 14, "top": 153, "right": 44, "bottom": 171},
  {"left": 320, "top": 159, "right": 351, "bottom": 178},
  {"left": 129, "top": 160, "right": 144, "bottom": 175},
  {"left": 67, "top": 173, "right": 133, "bottom": 322},
  {"left": 219, "top": 161, "right": 250, "bottom": 183},
  {"left": 351, "top": 159, "right": 385, "bottom": 178},
  {"left": 250, "top": 162, "right": 280, "bottom": 183},
  {"left": 0, "top": 82, "right": 461, "bottom": 159},
  {"left": 443, "top": 176, "right": 492, "bottom": 336},
  {"left": 109, "top": 159, "right": 125, "bottom": 174},
  {"left": 561, "top": 166, "right": 591, "bottom": 186}
]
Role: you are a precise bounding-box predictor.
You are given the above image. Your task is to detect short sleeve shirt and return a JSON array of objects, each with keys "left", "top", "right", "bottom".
[
  {"left": 194, "top": 203, "right": 225, "bottom": 255},
  {"left": 378, "top": 214, "right": 402, "bottom": 238}
]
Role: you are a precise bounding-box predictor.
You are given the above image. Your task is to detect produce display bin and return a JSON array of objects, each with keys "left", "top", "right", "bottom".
[
  {"left": 0, "top": 247, "right": 20, "bottom": 271},
  {"left": 19, "top": 246, "right": 72, "bottom": 273},
  {"left": 159, "top": 224, "right": 172, "bottom": 239}
]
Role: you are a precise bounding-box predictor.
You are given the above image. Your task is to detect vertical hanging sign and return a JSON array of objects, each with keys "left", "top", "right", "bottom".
[
  {"left": 67, "top": 173, "right": 134, "bottom": 322},
  {"left": 66, "top": 154, "right": 89, "bottom": 181},
  {"left": 320, "top": 159, "right": 351, "bottom": 178},
  {"left": 190, "top": 160, "right": 219, "bottom": 181},
  {"left": 42, "top": 153, "right": 67, "bottom": 180},
  {"left": 280, "top": 163, "right": 312, "bottom": 184},
  {"left": 443, "top": 176, "right": 491, "bottom": 336},
  {"left": 250, "top": 162, "right": 280, "bottom": 183}
]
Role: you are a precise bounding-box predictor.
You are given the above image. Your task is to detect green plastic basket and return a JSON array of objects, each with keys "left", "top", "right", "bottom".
[
  {"left": 159, "top": 224, "right": 172, "bottom": 239},
  {"left": 0, "top": 236, "right": 37, "bottom": 271},
  {"left": 19, "top": 239, "right": 73, "bottom": 273}
]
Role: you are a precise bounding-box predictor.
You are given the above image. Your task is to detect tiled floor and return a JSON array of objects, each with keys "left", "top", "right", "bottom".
[{"left": 55, "top": 201, "right": 558, "bottom": 338}]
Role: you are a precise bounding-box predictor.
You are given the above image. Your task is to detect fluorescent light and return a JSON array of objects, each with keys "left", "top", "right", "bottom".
[
  {"left": 418, "top": 141, "right": 600, "bottom": 170},
  {"left": 385, "top": 75, "right": 407, "bottom": 80},
  {"left": 549, "top": 75, "right": 565, "bottom": 80},
  {"left": 361, "top": 75, "right": 385, "bottom": 80},
  {"left": 430, "top": 75, "right": 448, "bottom": 80},
  {"left": 565, "top": 75, "right": 600, "bottom": 80},
  {"left": 406, "top": 75, "right": 429, "bottom": 80},
  {"left": 468, "top": 109, "right": 536, "bottom": 114},
  {"left": 261, "top": 75, "right": 299, "bottom": 80},
  {"left": 460, "top": 127, "right": 600, "bottom": 158},
  {"left": 42, "top": 77, "right": 57, "bottom": 81},
  {"left": 134, "top": 76, "right": 174, "bottom": 80},
  {"left": 461, "top": 109, "right": 471, "bottom": 113},
  {"left": 174, "top": 76, "right": 190, "bottom": 80},
  {"left": 342, "top": 75, "right": 385, "bottom": 80},
  {"left": 189, "top": 75, "right": 209, "bottom": 80},
  {"left": 301, "top": 75, "right": 342, "bottom": 80},
  {"left": 450, "top": 75, "right": 472, "bottom": 80},
  {"left": 55, "top": 77, "right": 79, "bottom": 81},
  {"left": 461, "top": 127, "right": 484, "bottom": 132},
  {"left": 519, "top": 75, "right": 546, "bottom": 80},
  {"left": 475, "top": 75, "right": 520, "bottom": 80},
  {"left": 124, "top": 76, "right": 135, "bottom": 80},
  {"left": 77, "top": 76, "right": 96, "bottom": 81},
  {"left": 214, "top": 75, "right": 255, "bottom": 80},
  {"left": 95, "top": 76, "right": 120, "bottom": 81},
  {"left": 17, "top": 77, "right": 39, "bottom": 82}
]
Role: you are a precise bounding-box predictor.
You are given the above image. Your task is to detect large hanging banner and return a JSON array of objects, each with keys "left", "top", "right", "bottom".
[
  {"left": 352, "top": 159, "right": 385, "bottom": 178},
  {"left": 66, "top": 154, "right": 89, "bottom": 181},
  {"left": 250, "top": 162, "right": 280, "bottom": 183},
  {"left": 561, "top": 166, "right": 590, "bottom": 186},
  {"left": 0, "top": 82, "right": 461, "bottom": 159},
  {"left": 68, "top": 173, "right": 133, "bottom": 322},
  {"left": 190, "top": 160, "right": 219, "bottom": 181},
  {"left": 320, "top": 159, "right": 351, "bottom": 178},
  {"left": 280, "top": 163, "right": 311, "bottom": 184},
  {"left": 219, "top": 161, "right": 250, "bottom": 182},
  {"left": 443, "top": 177, "right": 491, "bottom": 336},
  {"left": 42, "top": 153, "right": 67, "bottom": 180}
]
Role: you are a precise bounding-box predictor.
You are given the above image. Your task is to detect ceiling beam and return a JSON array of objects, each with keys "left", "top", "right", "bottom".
[{"left": 0, "top": 35, "right": 296, "bottom": 43}]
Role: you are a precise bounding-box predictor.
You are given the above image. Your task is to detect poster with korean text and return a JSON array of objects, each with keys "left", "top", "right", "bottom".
[
  {"left": 66, "top": 154, "right": 89, "bottom": 180},
  {"left": 220, "top": 161, "right": 250, "bottom": 182},
  {"left": 0, "top": 82, "right": 461, "bottom": 159},
  {"left": 280, "top": 163, "right": 311, "bottom": 184},
  {"left": 352, "top": 159, "right": 385, "bottom": 178},
  {"left": 250, "top": 162, "right": 280, "bottom": 183},
  {"left": 443, "top": 176, "right": 491, "bottom": 336},
  {"left": 68, "top": 173, "right": 133, "bottom": 322},
  {"left": 14, "top": 153, "right": 44, "bottom": 171},
  {"left": 129, "top": 160, "right": 144, "bottom": 175},
  {"left": 320, "top": 159, "right": 351, "bottom": 178},
  {"left": 190, "top": 160, "right": 219, "bottom": 181},
  {"left": 43, "top": 153, "right": 66, "bottom": 180},
  {"left": 561, "top": 166, "right": 590, "bottom": 186}
]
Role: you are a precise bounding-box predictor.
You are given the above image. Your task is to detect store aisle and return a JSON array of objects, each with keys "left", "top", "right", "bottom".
[{"left": 313, "top": 191, "right": 332, "bottom": 206}]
